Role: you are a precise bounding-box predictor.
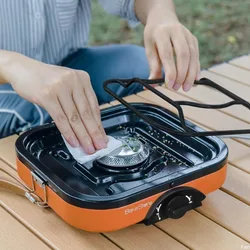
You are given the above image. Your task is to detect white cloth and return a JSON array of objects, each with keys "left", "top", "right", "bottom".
[{"left": 62, "top": 135, "right": 123, "bottom": 164}]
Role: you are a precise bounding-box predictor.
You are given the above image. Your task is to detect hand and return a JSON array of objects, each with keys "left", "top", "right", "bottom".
[
  {"left": 144, "top": 11, "right": 200, "bottom": 92},
  {"left": 5, "top": 53, "right": 108, "bottom": 154}
]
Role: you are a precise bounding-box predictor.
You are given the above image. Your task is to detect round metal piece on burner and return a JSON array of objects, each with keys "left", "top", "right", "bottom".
[{"left": 96, "top": 136, "right": 150, "bottom": 168}]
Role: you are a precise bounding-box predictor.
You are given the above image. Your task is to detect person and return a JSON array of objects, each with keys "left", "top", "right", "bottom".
[{"left": 0, "top": 0, "right": 200, "bottom": 154}]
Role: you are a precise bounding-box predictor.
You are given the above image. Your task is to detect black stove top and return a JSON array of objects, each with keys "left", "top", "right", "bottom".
[{"left": 17, "top": 103, "right": 227, "bottom": 206}]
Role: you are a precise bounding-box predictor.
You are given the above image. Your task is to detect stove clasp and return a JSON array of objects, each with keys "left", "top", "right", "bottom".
[{"left": 143, "top": 187, "right": 206, "bottom": 225}]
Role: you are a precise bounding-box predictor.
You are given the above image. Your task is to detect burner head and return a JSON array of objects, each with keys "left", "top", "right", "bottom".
[{"left": 96, "top": 136, "right": 150, "bottom": 168}]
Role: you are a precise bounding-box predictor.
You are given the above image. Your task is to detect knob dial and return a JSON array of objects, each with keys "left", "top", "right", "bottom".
[
  {"left": 166, "top": 195, "right": 194, "bottom": 219},
  {"left": 143, "top": 187, "right": 205, "bottom": 225}
]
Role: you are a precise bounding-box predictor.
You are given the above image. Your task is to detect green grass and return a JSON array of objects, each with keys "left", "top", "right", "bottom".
[{"left": 89, "top": 0, "right": 250, "bottom": 69}]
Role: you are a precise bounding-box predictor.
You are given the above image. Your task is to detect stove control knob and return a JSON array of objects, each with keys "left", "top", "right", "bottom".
[
  {"left": 143, "top": 187, "right": 205, "bottom": 225},
  {"left": 166, "top": 195, "right": 195, "bottom": 219}
]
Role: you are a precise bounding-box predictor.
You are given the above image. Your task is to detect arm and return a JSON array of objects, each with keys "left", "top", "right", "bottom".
[
  {"left": 135, "top": 0, "right": 178, "bottom": 25},
  {"left": 136, "top": 0, "right": 200, "bottom": 92},
  {"left": 0, "top": 50, "right": 14, "bottom": 84},
  {"left": 0, "top": 49, "right": 107, "bottom": 153}
]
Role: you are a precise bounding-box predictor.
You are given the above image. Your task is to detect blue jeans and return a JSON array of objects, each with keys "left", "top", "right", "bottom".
[{"left": 0, "top": 44, "right": 150, "bottom": 138}]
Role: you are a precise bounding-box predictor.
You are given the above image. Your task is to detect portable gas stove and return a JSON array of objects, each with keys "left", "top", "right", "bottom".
[{"left": 14, "top": 77, "right": 250, "bottom": 232}]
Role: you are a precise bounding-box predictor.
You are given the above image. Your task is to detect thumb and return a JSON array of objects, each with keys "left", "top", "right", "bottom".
[
  {"left": 146, "top": 44, "right": 162, "bottom": 80},
  {"left": 146, "top": 46, "right": 162, "bottom": 89}
]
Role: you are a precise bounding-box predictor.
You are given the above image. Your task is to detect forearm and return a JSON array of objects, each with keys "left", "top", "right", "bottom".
[
  {"left": 134, "top": 0, "right": 178, "bottom": 25},
  {"left": 0, "top": 50, "right": 31, "bottom": 86},
  {"left": 0, "top": 50, "right": 17, "bottom": 84}
]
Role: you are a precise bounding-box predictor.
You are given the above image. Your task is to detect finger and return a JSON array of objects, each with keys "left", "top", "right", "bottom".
[
  {"left": 194, "top": 36, "right": 201, "bottom": 81},
  {"left": 84, "top": 89, "right": 107, "bottom": 138},
  {"left": 58, "top": 87, "right": 96, "bottom": 154},
  {"left": 42, "top": 93, "right": 80, "bottom": 148},
  {"left": 155, "top": 34, "right": 177, "bottom": 89},
  {"left": 144, "top": 37, "right": 162, "bottom": 79},
  {"left": 81, "top": 79, "right": 108, "bottom": 143},
  {"left": 182, "top": 32, "right": 199, "bottom": 92},
  {"left": 80, "top": 71, "right": 108, "bottom": 143},
  {"left": 170, "top": 31, "right": 190, "bottom": 90},
  {"left": 151, "top": 84, "right": 159, "bottom": 88},
  {"left": 73, "top": 77, "right": 107, "bottom": 150}
]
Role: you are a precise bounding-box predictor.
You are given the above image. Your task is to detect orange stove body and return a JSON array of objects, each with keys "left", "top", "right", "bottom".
[
  {"left": 17, "top": 158, "right": 227, "bottom": 232},
  {"left": 15, "top": 103, "right": 229, "bottom": 232}
]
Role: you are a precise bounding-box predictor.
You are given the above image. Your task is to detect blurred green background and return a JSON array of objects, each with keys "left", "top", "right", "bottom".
[{"left": 89, "top": 0, "right": 250, "bottom": 69}]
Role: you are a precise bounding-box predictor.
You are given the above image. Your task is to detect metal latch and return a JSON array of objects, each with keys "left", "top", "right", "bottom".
[{"left": 25, "top": 171, "right": 49, "bottom": 208}]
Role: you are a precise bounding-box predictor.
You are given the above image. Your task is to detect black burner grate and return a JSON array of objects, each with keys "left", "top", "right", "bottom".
[{"left": 103, "top": 77, "right": 250, "bottom": 138}]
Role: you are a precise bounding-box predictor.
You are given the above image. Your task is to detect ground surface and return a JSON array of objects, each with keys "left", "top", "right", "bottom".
[{"left": 90, "top": 0, "right": 250, "bottom": 68}]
